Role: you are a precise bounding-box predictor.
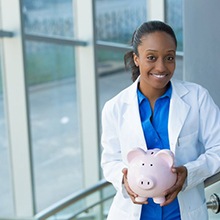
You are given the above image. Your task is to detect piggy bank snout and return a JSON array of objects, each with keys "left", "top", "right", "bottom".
[{"left": 137, "top": 176, "right": 154, "bottom": 189}]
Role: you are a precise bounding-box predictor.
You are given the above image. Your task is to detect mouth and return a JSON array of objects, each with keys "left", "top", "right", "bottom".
[{"left": 150, "top": 73, "right": 168, "bottom": 79}]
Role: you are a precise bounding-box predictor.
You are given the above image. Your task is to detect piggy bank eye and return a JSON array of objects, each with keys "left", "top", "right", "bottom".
[
  {"left": 150, "top": 164, "right": 153, "bottom": 166},
  {"left": 142, "top": 163, "right": 145, "bottom": 166},
  {"left": 151, "top": 152, "right": 154, "bottom": 155}
]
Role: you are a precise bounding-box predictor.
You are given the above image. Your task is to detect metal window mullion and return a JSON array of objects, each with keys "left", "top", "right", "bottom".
[
  {"left": 24, "top": 34, "right": 88, "bottom": 46},
  {"left": 0, "top": 30, "right": 14, "bottom": 37},
  {"left": 0, "top": 0, "right": 34, "bottom": 216},
  {"left": 147, "top": 0, "right": 165, "bottom": 21},
  {"left": 74, "top": 0, "right": 99, "bottom": 187}
]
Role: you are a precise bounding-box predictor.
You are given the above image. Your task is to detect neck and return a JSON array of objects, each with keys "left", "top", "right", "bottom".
[
  {"left": 138, "top": 82, "right": 170, "bottom": 111},
  {"left": 139, "top": 83, "right": 169, "bottom": 102}
]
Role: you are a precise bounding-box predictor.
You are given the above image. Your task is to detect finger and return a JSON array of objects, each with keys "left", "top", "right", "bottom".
[
  {"left": 163, "top": 183, "right": 179, "bottom": 196},
  {"left": 171, "top": 167, "right": 177, "bottom": 173},
  {"left": 130, "top": 195, "right": 148, "bottom": 205},
  {"left": 173, "top": 166, "right": 187, "bottom": 177},
  {"left": 121, "top": 168, "right": 148, "bottom": 204},
  {"left": 125, "top": 183, "right": 138, "bottom": 198},
  {"left": 161, "top": 192, "right": 177, "bottom": 206},
  {"left": 134, "top": 200, "right": 148, "bottom": 205},
  {"left": 122, "top": 168, "right": 128, "bottom": 184},
  {"left": 122, "top": 174, "right": 138, "bottom": 198}
]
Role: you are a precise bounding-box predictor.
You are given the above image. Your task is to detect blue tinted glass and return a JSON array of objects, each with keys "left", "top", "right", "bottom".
[
  {"left": 24, "top": 40, "right": 83, "bottom": 211},
  {"left": 165, "top": 0, "right": 183, "bottom": 51},
  {"left": 95, "top": 0, "right": 147, "bottom": 44},
  {"left": 23, "top": 0, "right": 74, "bottom": 37}
]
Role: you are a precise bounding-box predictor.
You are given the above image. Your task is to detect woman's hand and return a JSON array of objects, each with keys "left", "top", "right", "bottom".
[
  {"left": 160, "top": 166, "right": 187, "bottom": 206},
  {"left": 122, "top": 168, "right": 148, "bottom": 204}
]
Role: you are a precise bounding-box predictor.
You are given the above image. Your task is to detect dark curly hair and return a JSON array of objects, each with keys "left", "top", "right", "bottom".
[{"left": 124, "top": 20, "right": 177, "bottom": 82}]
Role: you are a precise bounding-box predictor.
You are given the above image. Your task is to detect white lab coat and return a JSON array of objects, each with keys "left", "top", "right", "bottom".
[{"left": 101, "top": 77, "right": 220, "bottom": 220}]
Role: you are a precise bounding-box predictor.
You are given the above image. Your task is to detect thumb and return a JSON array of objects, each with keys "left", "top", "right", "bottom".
[
  {"left": 171, "top": 167, "right": 177, "bottom": 173},
  {"left": 122, "top": 168, "right": 128, "bottom": 175}
]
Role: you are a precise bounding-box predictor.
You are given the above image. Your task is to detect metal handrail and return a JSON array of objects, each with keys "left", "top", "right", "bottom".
[
  {"left": 34, "top": 179, "right": 112, "bottom": 220},
  {"left": 205, "top": 171, "right": 220, "bottom": 187},
  {"left": 68, "top": 194, "right": 114, "bottom": 219},
  {"left": 0, "top": 172, "right": 219, "bottom": 220},
  {"left": 34, "top": 172, "right": 220, "bottom": 219},
  {"left": 0, "top": 218, "right": 35, "bottom": 220}
]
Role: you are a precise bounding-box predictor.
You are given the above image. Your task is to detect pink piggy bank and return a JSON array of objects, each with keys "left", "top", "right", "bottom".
[{"left": 127, "top": 148, "right": 177, "bottom": 204}]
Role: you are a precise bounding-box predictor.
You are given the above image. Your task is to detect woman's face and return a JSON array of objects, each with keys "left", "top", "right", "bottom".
[{"left": 133, "top": 31, "right": 176, "bottom": 92}]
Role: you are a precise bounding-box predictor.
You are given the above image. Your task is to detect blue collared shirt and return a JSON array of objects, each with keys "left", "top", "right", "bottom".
[{"left": 137, "top": 84, "right": 181, "bottom": 220}]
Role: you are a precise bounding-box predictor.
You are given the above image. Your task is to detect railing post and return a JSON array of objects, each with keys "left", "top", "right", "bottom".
[{"left": 206, "top": 193, "right": 220, "bottom": 214}]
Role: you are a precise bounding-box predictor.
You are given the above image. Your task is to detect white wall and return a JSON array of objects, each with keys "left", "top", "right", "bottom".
[
  {"left": 183, "top": 2, "right": 220, "bottom": 219},
  {"left": 183, "top": 0, "right": 220, "bottom": 107}
]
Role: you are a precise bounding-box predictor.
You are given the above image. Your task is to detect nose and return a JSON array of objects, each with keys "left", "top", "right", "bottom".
[
  {"left": 155, "top": 58, "right": 166, "bottom": 73},
  {"left": 137, "top": 178, "right": 154, "bottom": 189}
]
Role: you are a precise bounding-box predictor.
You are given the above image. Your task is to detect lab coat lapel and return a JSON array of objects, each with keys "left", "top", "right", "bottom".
[
  {"left": 122, "top": 79, "right": 146, "bottom": 150},
  {"left": 123, "top": 98, "right": 146, "bottom": 149},
  {"left": 121, "top": 79, "right": 190, "bottom": 153},
  {"left": 168, "top": 80, "right": 190, "bottom": 153}
]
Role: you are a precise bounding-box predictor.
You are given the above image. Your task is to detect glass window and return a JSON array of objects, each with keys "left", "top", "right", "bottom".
[
  {"left": 95, "top": 0, "right": 147, "bottom": 44},
  {"left": 22, "top": 0, "right": 83, "bottom": 211},
  {"left": 97, "top": 48, "right": 132, "bottom": 111},
  {"left": 96, "top": 0, "right": 147, "bottom": 105},
  {"left": 0, "top": 43, "right": 14, "bottom": 216},
  {"left": 96, "top": 1, "right": 147, "bottom": 168},
  {"left": 22, "top": 0, "right": 74, "bottom": 37},
  {"left": 165, "top": 0, "right": 183, "bottom": 52},
  {"left": 165, "top": 0, "right": 183, "bottom": 80},
  {"left": 24, "top": 40, "right": 83, "bottom": 212}
]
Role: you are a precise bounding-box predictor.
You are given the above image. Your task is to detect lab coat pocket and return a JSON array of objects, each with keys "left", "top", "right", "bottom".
[
  {"left": 178, "top": 131, "right": 198, "bottom": 148},
  {"left": 175, "top": 131, "right": 199, "bottom": 163}
]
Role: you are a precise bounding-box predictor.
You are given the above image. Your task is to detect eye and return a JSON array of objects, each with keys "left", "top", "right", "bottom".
[
  {"left": 166, "top": 56, "right": 175, "bottom": 62},
  {"left": 147, "top": 55, "right": 156, "bottom": 61}
]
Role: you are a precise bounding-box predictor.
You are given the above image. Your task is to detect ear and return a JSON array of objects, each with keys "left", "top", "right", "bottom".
[
  {"left": 154, "top": 150, "right": 175, "bottom": 167},
  {"left": 133, "top": 53, "right": 139, "bottom": 67},
  {"left": 127, "top": 148, "right": 146, "bottom": 163}
]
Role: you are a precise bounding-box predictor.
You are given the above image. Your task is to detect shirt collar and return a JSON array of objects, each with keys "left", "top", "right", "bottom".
[{"left": 137, "top": 82, "right": 172, "bottom": 105}]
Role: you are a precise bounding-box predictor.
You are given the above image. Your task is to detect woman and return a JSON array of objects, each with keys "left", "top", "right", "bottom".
[{"left": 101, "top": 21, "right": 220, "bottom": 220}]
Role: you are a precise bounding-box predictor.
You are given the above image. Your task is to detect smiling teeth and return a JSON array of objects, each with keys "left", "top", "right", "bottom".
[{"left": 152, "top": 74, "right": 166, "bottom": 78}]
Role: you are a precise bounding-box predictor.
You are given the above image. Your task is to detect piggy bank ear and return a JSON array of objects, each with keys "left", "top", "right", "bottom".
[
  {"left": 127, "top": 148, "right": 146, "bottom": 163},
  {"left": 154, "top": 150, "right": 174, "bottom": 167}
]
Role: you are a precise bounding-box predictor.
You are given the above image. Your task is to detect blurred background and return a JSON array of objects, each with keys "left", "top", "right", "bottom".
[{"left": 0, "top": 0, "right": 219, "bottom": 219}]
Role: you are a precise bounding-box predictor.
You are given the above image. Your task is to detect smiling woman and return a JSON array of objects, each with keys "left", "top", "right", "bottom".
[
  {"left": 133, "top": 31, "right": 176, "bottom": 101},
  {"left": 101, "top": 20, "right": 220, "bottom": 220}
]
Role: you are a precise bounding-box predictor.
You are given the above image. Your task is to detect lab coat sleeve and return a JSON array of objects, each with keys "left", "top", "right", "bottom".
[
  {"left": 184, "top": 88, "right": 220, "bottom": 191},
  {"left": 101, "top": 101, "right": 129, "bottom": 197}
]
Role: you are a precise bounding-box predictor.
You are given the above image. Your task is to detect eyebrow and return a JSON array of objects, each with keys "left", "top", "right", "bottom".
[{"left": 146, "top": 49, "right": 176, "bottom": 53}]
